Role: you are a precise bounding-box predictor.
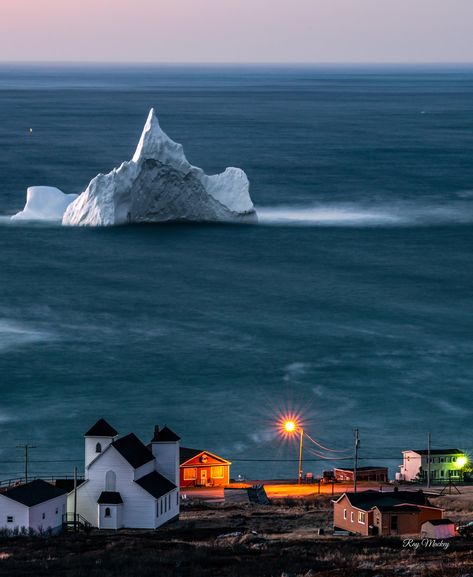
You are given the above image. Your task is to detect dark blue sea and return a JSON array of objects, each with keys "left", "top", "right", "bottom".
[{"left": 1, "top": 65, "right": 473, "bottom": 481}]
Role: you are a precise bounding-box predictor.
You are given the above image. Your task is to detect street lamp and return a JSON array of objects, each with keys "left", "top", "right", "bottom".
[{"left": 282, "top": 419, "right": 304, "bottom": 485}]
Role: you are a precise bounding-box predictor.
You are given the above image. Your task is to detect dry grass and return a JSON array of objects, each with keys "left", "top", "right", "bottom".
[{"left": 0, "top": 495, "right": 472, "bottom": 576}]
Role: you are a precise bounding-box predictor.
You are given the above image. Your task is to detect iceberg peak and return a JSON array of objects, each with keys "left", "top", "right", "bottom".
[{"left": 60, "top": 108, "right": 256, "bottom": 226}]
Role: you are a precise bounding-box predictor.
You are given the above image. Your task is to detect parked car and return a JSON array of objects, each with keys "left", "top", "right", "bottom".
[{"left": 456, "top": 521, "right": 473, "bottom": 537}]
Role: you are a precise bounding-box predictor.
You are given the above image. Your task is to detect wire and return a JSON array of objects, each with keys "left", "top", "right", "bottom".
[{"left": 304, "top": 431, "right": 352, "bottom": 453}]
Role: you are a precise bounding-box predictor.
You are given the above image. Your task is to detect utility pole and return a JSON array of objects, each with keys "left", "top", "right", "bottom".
[
  {"left": 298, "top": 429, "right": 304, "bottom": 485},
  {"left": 427, "top": 432, "right": 431, "bottom": 489},
  {"left": 354, "top": 428, "right": 360, "bottom": 493},
  {"left": 73, "top": 466, "right": 78, "bottom": 531},
  {"left": 16, "top": 443, "right": 36, "bottom": 484}
]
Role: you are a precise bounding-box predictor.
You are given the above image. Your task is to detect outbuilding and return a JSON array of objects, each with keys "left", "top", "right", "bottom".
[
  {"left": 421, "top": 519, "right": 456, "bottom": 539},
  {"left": 0, "top": 479, "right": 67, "bottom": 534},
  {"left": 180, "top": 447, "right": 231, "bottom": 487}
]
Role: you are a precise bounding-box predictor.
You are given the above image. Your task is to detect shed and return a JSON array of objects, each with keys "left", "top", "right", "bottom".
[{"left": 421, "top": 519, "right": 456, "bottom": 539}]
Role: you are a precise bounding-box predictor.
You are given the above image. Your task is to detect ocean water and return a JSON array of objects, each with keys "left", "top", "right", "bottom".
[{"left": 1, "top": 65, "right": 473, "bottom": 481}]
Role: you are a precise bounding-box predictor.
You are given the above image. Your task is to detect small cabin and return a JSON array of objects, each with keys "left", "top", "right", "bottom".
[
  {"left": 180, "top": 447, "right": 231, "bottom": 487},
  {"left": 421, "top": 519, "right": 456, "bottom": 539}
]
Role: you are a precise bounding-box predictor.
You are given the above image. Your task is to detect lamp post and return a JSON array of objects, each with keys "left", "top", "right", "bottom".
[{"left": 283, "top": 420, "right": 304, "bottom": 484}]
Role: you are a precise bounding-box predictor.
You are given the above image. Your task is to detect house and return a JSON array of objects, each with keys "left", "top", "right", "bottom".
[
  {"left": 421, "top": 519, "right": 456, "bottom": 539},
  {"left": 0, "top": 479, "right": 67, "bottom": 534},
  {"left": 68, "top": 419, "right": 180, "bottom": 529},
  {"left": 180, "top": 447, "right": 231, "bottom": 487},
  {"left": 333, "top": 489, "right": 443, "bottom": 536},
  {"left": 334, "top": 467, "right": 388, "bottom": 483},
  {"left": 398, "top": 449, "right": 467, "bottom": 483}
]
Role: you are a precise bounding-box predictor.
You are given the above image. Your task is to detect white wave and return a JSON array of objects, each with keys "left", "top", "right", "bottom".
[
  {"left": 256, "top": 202, "right": 473, "bottom": 227},
  {"left": 0, "top": 319, "right": 54, "bottom": 353},
  {"left": 257, "top": 205, "right": 402, "bottom": 226}
]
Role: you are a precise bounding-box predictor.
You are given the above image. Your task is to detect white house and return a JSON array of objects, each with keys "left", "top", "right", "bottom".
[
  {"left": 68, "top": 419, "right": 180, "bottom": 529},
  {"left": 0, "top": 479, "right": 67, "bottom": 534},
  {"left": 398, "top": 449, "right": 467, "bottom": 482},
  {"left": 421, "top": 519, "right": 456, "bottom": 539}
]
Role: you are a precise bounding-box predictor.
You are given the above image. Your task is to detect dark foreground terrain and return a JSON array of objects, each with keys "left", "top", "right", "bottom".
[{"left": 0, "top": 497, "right": 472, "bottom": 577}]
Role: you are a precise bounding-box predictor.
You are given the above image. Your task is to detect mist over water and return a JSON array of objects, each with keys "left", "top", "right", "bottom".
[{"left": 1, "top": 66, "right": 473, "bottom": 481}]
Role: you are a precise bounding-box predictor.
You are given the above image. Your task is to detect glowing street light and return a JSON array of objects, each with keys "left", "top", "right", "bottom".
[
  {"left": 280, "top": 418, "right": 304, "bottom": 485},
  {"left": 457, "top": 456, "right": 467, "bottom": 469}
]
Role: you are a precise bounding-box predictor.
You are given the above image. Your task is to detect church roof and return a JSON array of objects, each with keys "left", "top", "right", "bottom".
[
  {"left": 135, "top": 471, "right": 176, "bottom": 499},
  {"left": 1, "top": 480, "right": 67, "bottom": 507},
  {"left": 85, "top": 418, "right": 118, "bottom": 437},
  {"left": 97, "top": 491, "right": 123, "bottom": 504},
  {"left": 151, "top": 426, "right": 181, "bottom": 442},
  {"left": 112, "top": 433, "right": 154, "bottom": 469}
]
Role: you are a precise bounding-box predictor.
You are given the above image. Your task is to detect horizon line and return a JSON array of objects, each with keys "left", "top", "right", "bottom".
[{"left": 1, "top": 61, "right": 473, "bottom": 67}]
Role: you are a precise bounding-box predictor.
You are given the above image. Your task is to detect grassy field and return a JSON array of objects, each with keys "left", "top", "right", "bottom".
[{"left": 0, "top": 495, "right": 472, "bottom": 576}]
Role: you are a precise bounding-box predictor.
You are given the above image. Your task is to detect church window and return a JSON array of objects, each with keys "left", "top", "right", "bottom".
[
  {"left": 96, "top": 442, "right": 102, "bottom": 453},
  {"left": 105, "top": 507, "right": 111, "bottom": 518},
  {"left": 105, "top": 470, "right": 116, "bottom": 491}
]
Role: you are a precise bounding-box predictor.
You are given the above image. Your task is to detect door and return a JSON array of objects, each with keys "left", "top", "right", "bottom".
[{"left": 200, "top": 469, "right": 207, "bottom": 485}]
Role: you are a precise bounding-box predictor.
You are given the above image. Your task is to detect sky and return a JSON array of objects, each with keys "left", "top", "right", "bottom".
[{"left": 1, "top": 0, "right": 472, "bottom": 64}]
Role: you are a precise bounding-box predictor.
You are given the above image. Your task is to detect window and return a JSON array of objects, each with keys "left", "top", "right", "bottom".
[
  {"left": 168, "top": 494, "right": 171, "bottom": 509},
  {"left": 183, "top": 468, "right": 197, "bottom": 480},
  {"left": 42, "top": 513, "right": 46, "bottom": 520},
  {"left": 343, "top": 509, "right": 347, "bottom": 520},
  {"left": 176, "top": 492, "right": 179, "bottom": 505},
  {"left": 211, "top": 466, "right": 224, "bottom": 478},
  {"left": 156, "top": 502, "right": 159, "bottom": 517},
  {"left": 105, "top": 470, "right": 116, "bottom": 491},
  {"left": 440, "top": 470, "right": 444, "bottom": 477},
  {"left": 96, "top": 442, "right": 102, "bottom": 453},
  {"left": 391, "top": 515, "right": 398, "bottom": 531},
  {"left": 160, "top": 499, "right": 163, "bottom": 515},
  {"left": 164, "top": 498, "right": 167, "bottom": 513},
  {"left": 6, "top": 516, "right": 13, "bottom": 523},
  {"left": 452, "top": 456, "right": 457, "bottom": 462},
  {"left": 104, "top": 507, "right": 111, "bottom": 518},
  {"left": 350, "top": 512, "right": 354, "bottom": 523},
  {"left": 55, "top": 508, "right": 58, "bottom": 515},
  {"left": 358, "top": 512, "right": 366, "bottom": 524}
]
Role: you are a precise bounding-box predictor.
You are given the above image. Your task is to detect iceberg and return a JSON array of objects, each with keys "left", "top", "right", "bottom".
[
  {"left": 11, "top": 186, "right": 78, "bottom": 222},
  {"left": 62, "top": 108, "right": 256, "bottom": 226}
]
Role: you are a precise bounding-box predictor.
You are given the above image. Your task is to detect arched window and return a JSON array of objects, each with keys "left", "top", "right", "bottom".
[
  {"left": 104, "top": 507, "right": 111, "bottom": 518},
  {"left": 96, "top": 442, "right": 102, "bottom": 453},
  {"left": 105, "top": 470, "right": 116, "bottom": 492}
]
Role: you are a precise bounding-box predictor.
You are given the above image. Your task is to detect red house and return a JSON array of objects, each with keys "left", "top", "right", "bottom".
[{"left": 180, "top": 447, "right": 231, "bottom": 487}]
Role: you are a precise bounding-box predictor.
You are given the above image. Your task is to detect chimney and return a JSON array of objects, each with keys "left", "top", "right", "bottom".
[{"left": 153, "top": 425, "right": 160, "bottom": 441}]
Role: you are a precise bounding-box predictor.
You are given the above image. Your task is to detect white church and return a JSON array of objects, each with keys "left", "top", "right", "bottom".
[{"left": 68, "top": 419, "right": 180, "bottom": 529}]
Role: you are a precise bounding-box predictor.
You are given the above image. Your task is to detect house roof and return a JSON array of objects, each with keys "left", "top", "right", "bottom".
[
  {"left": 151, "top": 426, "right": 181, "bottom": 442},
  {"left": 85, "top": 418, "right": 118, "bottom": 437},
  {"left": 424, "top": 519, "right": 454, "bottom": 526},
  {"left": 405, "top": 449, "right": 463, "bottom": 456},
  {"left": 1, "top": 480, "right": 67, "bottom": 507},
  {"left": 112, "top": 433, "right": 155, "bottom": 469},
  {"left": 97, "top": 491, "right": 123, "bottom": 504},
  {"left": 375, "top": 505, "right": 421, "bottom": 512},
  {"left": 135, "top": 471, "right": 176, "bottom": 499},
  {"left": 179, "top": 447, "right": 231, "bottom": 466},
  {"left": 336, "top": 490, "right": 431, "bottom": 512},
  {"left": 334, "top": 466, "right": 388, "bottom": 472}
]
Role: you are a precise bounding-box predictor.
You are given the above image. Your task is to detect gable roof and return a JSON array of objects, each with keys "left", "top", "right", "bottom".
[
  {"left": 180, "top": 447, "right": 231, "bottom": 466},
  {"left": 112, "top": 433, "right": 154, "bottom": 469},
  {"left": 97, "top": 491, "right": 123, "bottom": 504},
  {"left": 335, "top": 490, "right": 431, "bottom": 512},
  {"left": 135, "top": 471, "right": 176, "bottom": 499},
  {"left": 375, "top": 505, "right": 422, "bottom": 512},
  {"left": 151, "top": 426, "right": 181, "bottom": 442},
  {"left": 85, "top": 418, "right": 118, "bottom": 437},
  {"left": 1, "top": 480, "right": 67, "bottom": 507},
  {"left": 405, "top": 449, "right": 463, "bottom": 456},
  {"left": 424, "top": 518, "right": 454, "bottom": 526}
]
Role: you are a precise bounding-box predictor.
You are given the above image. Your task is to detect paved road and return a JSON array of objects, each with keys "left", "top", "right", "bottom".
[{"left": 181, "top": 481, "right": 391, "bottom": 502}]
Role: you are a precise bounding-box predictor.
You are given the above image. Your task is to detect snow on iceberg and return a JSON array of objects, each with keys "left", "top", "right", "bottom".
[
  {"left": 11, "top": 186, "right": 78, "bottom": 222},
  {"left": 62, "top": 108, "right": 256, "bottom": 226}
]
